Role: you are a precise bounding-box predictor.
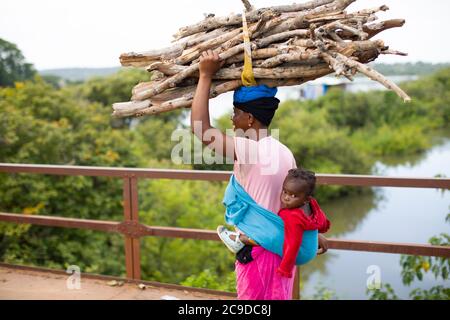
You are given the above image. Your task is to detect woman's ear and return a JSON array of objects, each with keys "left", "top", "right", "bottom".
[{"left": 247, "top": 113, "right": 254, "bottom": 127}]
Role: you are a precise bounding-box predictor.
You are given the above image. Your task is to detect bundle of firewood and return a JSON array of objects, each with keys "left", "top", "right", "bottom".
[{"left": 112, "top": 0, "right": 410, "bottom": 118}]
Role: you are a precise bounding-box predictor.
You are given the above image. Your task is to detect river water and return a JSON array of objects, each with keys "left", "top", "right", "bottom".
[{"left": 301, "top": 136, "right": 450, "bottom": 299}]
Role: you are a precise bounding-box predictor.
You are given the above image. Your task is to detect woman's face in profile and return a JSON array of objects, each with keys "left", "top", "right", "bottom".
[{"left": 231, "top": 107, "right": 250, "bottom": 132}]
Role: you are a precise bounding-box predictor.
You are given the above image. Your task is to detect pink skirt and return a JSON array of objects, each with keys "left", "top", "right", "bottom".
[{"left": 235, "top": 246, "right": 296, "bottom": 300}]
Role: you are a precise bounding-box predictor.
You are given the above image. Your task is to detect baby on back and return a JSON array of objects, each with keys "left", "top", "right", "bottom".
[{"left": 218, "top": 168, "right": 331, "bottom": 277}]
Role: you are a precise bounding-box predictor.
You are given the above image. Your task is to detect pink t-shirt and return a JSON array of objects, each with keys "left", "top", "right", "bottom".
[
  {"left": 233, "top": 135, "right": 298, "bottom": 300},
  {"left": 233, "top": 136, "right": 297, "bottom": 213}
]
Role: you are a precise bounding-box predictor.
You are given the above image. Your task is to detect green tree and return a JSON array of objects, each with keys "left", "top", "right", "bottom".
[
  {"left": 0, "top": 77, "right": 142, "bottom": 275},
  {"left": 0, "top": 38, "right": 36, "bottom": 87},
  {"left": 0, "top": 75, "right": 234, "bottom": 282},
  {"left": 138, "top": 179, "right": 235, "bottom": 284},
  {"left": 71, "top": 68, "right": 184, "bottom": 129}
]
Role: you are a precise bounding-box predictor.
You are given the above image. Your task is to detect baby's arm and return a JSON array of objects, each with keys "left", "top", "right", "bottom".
[
  {"left": 239, "top": 233, "right": 259, "bottom": 246},
  {"left": 277, "top": 210, "right": 304, "bottom": 277},
  {"left": 318, "top": 234, "right": 329, "bottom": 255}
]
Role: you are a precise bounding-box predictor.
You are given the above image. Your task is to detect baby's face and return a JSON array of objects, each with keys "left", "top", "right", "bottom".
[{"left": 280, "top": 180, "right": 309, "bottom": 209}]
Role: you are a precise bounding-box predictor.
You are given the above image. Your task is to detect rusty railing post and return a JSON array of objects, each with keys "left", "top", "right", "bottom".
[
  {"left": 123, "top": 176, "right": 141, "bottom": 280},
  {"left": 292, "top": 267, "right": 301, "bottom": 300}
]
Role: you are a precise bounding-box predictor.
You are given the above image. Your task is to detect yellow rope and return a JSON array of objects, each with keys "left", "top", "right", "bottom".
[{"left": 241, "top": 10, "right": 257, "bottom": 87}]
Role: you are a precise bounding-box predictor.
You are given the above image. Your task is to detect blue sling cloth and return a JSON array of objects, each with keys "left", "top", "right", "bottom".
[{"left": 223, "top": 175, "right": 318, "bottom": 265}]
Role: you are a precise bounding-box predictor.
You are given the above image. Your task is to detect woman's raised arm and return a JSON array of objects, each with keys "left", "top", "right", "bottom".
[{"left": 190, "top": 50, "right": 235, "bottom": 161}]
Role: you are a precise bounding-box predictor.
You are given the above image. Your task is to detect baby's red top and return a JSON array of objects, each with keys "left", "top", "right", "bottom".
[{"left": 277, "top": 198, "right": 331, "bottom": 278}]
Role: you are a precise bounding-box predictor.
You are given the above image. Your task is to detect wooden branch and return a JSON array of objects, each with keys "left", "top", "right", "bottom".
[
  {"left": 128, "top": 78, "right": 321, "bottom": 117},
  {"left": 306, "top": 12, "right": 347, "bottom": 23},
  {"left": 120, "top": 43, "right": 186, "bottom": 66},
  {"left": 321, "top": 51, "right": 353, "bottom": 77},
  {"left": 121, "top": 60, "right": 158, "bottom": 68},
  {"left": 259, "top": 49, "right": 321, "bottom": 68},
  {"left": 112, "top": 100, "right": 152, "bottom": 117},
  {"left": 241, "top": 0, "right": 254, "bottom": 12},
  {"left": 133, "top": 80, "right": 243, "bottom": 117},
  {"left": 364, "top": 19, "right": 406, "bottom": 38},
  {"left": 353, "top": 4, "right": 389, "bottom": 16},
  {"left": 225, "top": 46, "right": 301, "bottom": 64},
  {"left": 327, "top": 51, "right": 411, "bottom": 102},
  {"left": 338, "top": 39, "right": 385, "bottom": 52},
  {"left": 120, "top": 28, "right": 237, "bottom": 67},
  {"left": 114, "top": 0, "right": 411, "bottom": 118},
  {"left": 133, "top": 83, "right": 197, "bottom": 103},
  {"left": 215, "top": 13, "right": 285, "bottom": 53},
  {"left": 141, "top": 60, "right": 332, "bottom": 81},
  {"left": 174, "top": 28, "right": 243, "bottom": 65},
  {"left": 265, "top": 0, "right": 337, "bottom": 14},
  {"left": 134, "top": 44, "right": 246, "bottom": 100},
  {"left": 133, "top": 41, "right": 383, "bottom": 102},
  {"left": 336, "top": 39, "right": 384, "bottom": 63},
  {"left": 214, "top": 64, "right": 332, "bottom": 79},
  {"left": 291, "top": 39, "right": 316, "bottom": 47},
  {"left": 146, "top": 61, "right": 184, "bottom": 75},
  {"left": 181, "top": 27, "right": 232, "bottom": 47},
  {"left": 381, "top": 49, "right": 408, "bottom": 56},
  {"left": 337, "top": 19, "right": 406, "bottom": 40},
  {"left": 255, "top": 29, "right": 310, "bottom": 47},
  {"left": 323, "top": 21, "right": 369, "bottom": 40},
  {"left": 250, "top": 12, "right": 272, "bottom": 39},
  {"left": 185, "top": 16, "right": 287, "bottom": 65},
  {"left": 173, "top": 0, "right": 335, "bottom": 40},
  {"left": 263, "top": 0, "right": 355, "bottom": 37}
]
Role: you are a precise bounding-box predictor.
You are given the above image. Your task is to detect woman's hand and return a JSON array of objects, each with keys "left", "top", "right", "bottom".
[
  {"left": 199, "top": 50, "right": 224, "bottom": 79},
  {"left": 317, "top": 234, "right": 329, "bottom": 255}
]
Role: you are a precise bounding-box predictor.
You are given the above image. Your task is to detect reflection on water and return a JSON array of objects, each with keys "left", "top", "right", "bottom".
[
  {"left": 300, "top": 192, "right": 378, "bottom": 284},
  {"left": 373, "top": 133, "right": 450, "bottom": 170},
  {"left": 301, "top": 136, "right": 450, "bottom": 299},
  {"left": 321, "top": 192, "right": 380, "bottom": 238}
]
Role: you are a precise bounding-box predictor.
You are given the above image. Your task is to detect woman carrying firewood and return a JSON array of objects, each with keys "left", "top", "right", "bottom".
[{"left": 190, "top": 49, "right": 329, "bottom": 300}]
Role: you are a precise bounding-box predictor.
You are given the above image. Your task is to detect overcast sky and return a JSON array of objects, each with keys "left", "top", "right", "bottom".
[{"left": 1, "top": 0, "right": 450, "bottom": 70}]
